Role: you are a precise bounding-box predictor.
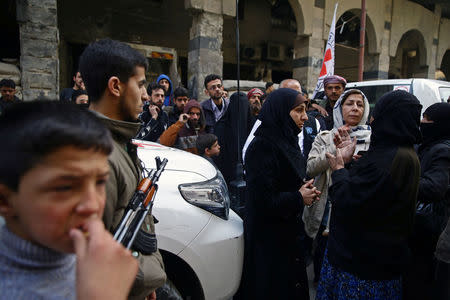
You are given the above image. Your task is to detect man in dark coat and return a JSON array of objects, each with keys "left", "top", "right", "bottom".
[
  {"left": 0, "top": 79, "right": 20, "bottom": 115},
  {"left": 137, "top": 83, "right": 169, "bottom": 142},
  {"left": 59, "top": 71, "right": 85, "bottom": 102},
  {"left": 167, "top": 86, "right": 189, "bottom": 126},
  {"left": 201, "top": 74, "right": 229, "bottom": 133},
  {"left": 243, "top": 88, "right": 319, "bottom": 299},
  {"left": 404, "top": 102, "right": 450, "bottom": 300}
]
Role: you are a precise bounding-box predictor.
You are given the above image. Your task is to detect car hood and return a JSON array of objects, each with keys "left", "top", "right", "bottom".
[{"left": 133, "top": 140, "right": 217, "bottom": 180}]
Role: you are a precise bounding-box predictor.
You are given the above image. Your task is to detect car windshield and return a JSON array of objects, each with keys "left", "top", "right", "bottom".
[{"left": 439, "top": 87, "right": 450, "bottom": 103}]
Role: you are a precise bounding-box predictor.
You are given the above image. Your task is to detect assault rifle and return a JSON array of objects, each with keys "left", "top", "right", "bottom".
[{"left": 113, "top": 156, "right": 168, "bottom": 253}]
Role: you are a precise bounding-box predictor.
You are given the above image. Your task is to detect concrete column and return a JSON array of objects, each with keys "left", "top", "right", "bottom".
[
  {"left": 292, "top": 6, "right": 324, "bottom": 94},
  {"left": 16, "top": 0, "right": 59, "bottom": 100},
  {"left": 188, "top": 10, "right": 223, "bottom": 101}
]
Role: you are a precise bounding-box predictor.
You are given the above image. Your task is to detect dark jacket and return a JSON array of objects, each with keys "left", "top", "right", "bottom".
[
  {"left": 137, "top": 106, "right": 169, "bottom": 142},
  {"left": 243, "top": 89, "right": 309, "bottom": 299},
  {"left": 415, "top": 140, "right": 450, "bottom": 241},
  {"left": 327, "top": 90, "right": 422, "bottom": 280},
  {"left": 97, "top": 114, "right": 166, "bottom": 299},
  {"left": 201, "top": 97, "right": 229, "bottom": 133},
  {"left": 59, "top": 88, "right": 75, "bottom": 102},
  {"left": 0, "top": 96, "right": 20, "bottom": 115},
  {"left": 302, "top": 112, "right": 319, "bottom": 161}
]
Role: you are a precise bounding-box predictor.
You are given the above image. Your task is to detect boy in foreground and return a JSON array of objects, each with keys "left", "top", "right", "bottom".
[{"left": 0, "top": 102, "right": 138, "bottom": 299}]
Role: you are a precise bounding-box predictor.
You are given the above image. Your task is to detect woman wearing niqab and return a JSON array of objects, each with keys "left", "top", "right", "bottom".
[
  {"left": 242, "top": 88, "right": 318, "bottom": 299},
  {"left": 316, "top": 90, "right": 422, "bottom": 299}
]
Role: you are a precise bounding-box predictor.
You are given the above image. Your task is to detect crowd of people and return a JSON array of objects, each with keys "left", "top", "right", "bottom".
[{"left": 0, "top": 37, "right": 449, "bottom": 300}]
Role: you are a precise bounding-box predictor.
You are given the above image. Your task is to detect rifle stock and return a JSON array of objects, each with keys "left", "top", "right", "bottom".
[{"left": 113, "top": 157, "right": 168, "bottom": 251}]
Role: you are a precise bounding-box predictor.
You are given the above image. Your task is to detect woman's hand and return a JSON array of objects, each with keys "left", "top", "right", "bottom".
[
  {"left": 300, "top": 179, "right": 321, "bottom": 206},
  {"left": 333, "top": 127, "right": 356, "bottom": 164},
  {"left": 326, "top": 148, "right": 345, "bottom": 171},
  {"left": 70, "top": 218, "right": 138, "bottom": 300}
]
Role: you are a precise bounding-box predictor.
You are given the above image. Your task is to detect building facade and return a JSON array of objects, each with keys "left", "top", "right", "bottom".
[{"left": 1, "top": 0, "right": 449, "bottom": 100}]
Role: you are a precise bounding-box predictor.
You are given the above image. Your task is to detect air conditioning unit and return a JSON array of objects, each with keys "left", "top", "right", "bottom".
[
  {"left": 242, "top": 46, "right": 262, "bottom": 60},
  {"left": 265, "top": 43, "right": 285, "bottom": 61}
]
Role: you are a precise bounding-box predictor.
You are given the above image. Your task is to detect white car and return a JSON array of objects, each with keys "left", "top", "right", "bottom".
[
  {"left": 134, "top": 140, "right": 244, "bottom": 300},
  {"left": 346, "top": 78, "right": 450, "bottom": 114}
]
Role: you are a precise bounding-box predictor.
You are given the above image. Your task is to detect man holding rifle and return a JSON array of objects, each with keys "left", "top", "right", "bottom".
[{"left": 80, "top": 38, "right": 166, "bottom": 300}]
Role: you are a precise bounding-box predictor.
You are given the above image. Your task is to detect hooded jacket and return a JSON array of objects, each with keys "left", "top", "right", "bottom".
[
  {"left": 303, "top": 89, "right": 371, "bottom": 239},
  {"left": 243, "top": 88, "right": 310, "bottom": 299},
  {"left": 97, "top": 113, "right": 166, "bottom": 299},
  {"left": 326, "top": 90, "right": 421, "bottom": 280},
  {"left": 156, "top": 74, "right": 173, "bottom": 107},
  {"left": 158, "top": 100, "right": 206, "bottom": 154}
]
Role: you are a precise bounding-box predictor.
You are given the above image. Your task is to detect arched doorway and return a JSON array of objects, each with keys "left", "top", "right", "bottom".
[
  {"left": 440, "top": 50, "right": 450, "bottom": 81},
  {"left": 389, "top": 30, "right": 427, "bottom": 79},
  {"left": 222, "top": 0, "right": 301, "bottom": 83},
  {"left": 334, "top": 9, "right": 377, "bottom": 82}
]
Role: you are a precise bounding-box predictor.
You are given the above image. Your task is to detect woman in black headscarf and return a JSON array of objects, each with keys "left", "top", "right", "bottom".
[
  {"left": 316, "top": 90, "right": 422, "bottom": 299},
  {"left": 404, "top": 102, "right": 450, "bottom": 300},
  {"left": 243, "top": 88, "right": 319, "bottom": 299},
  {"left": 214, "top": 92, "right": 254, "bottom": 185}
]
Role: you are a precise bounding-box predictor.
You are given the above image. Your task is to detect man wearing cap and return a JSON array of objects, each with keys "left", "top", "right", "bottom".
[
  {"left": 318, "top": 75, "right": 347, "bottom": 130},
  {"left": 247, "top": 88, "right": 263, "bottom": 123}
]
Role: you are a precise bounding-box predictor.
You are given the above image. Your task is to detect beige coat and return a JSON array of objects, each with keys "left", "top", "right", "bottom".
[
  {"left": 303, "top": 130, "right": 336, "bottom": 238},
  {"left": 99, "top": 115, "right": 166, "bottom": 300}
]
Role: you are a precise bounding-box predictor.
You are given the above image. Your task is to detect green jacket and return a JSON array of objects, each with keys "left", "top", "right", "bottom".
[{"left": 98, "top": 114, "right": 166, "bottom": 299}]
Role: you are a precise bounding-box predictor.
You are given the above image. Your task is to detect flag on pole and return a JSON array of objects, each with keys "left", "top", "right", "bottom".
[{"left": 312, "top": 3, "right": 338, "bottom": 99}]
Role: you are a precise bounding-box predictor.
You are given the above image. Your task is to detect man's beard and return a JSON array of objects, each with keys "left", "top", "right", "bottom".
[
  {"left": 250, "top": 103, "right": 261, "bottom": 115},
  {"left": 211, "top": 92, "right": 222, "bottom": 101},
  {"left": 152, "top": 101, "right": 163, "bottom": 110},
  {"left": 188, "top": 119, "right": 200, "bottom": 130}
]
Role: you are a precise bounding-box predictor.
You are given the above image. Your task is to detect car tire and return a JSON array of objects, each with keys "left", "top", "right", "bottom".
[{"left": 156, "top": 278, "right": 183, "bottom": 300}]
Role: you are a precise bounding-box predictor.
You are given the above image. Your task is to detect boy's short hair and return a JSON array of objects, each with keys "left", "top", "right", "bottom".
[
  {"left": 147, "top": 82, "right": 164, "bottom": 97},
  {"left": 79, "top": 39, "right": 148, "bottom": 103},
  {"left": 71, "top": 89, "right": 88, "bottom": 102},
  {"left": 0, "top": 79, "right": 15, "bottom": 89},
  {"left": 204, "top": 74, "right": 222, "bottom": 89},
  {"left": 173, "top": 86, "right": 189, "bottom": 99},
  {"left": 196, "top": 133, "right": 218, "bottom": 156},
  {"left": 0, "top": 101, "right": 112, "bottom": 190}
]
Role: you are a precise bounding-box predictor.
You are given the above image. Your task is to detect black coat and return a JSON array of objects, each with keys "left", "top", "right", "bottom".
[
  {"left": 410, "top": 139, "right": 450, "bottom": 260},
  {"left": 243, "top": 88, "right": 309, "bottom": 299},
  {"left": 327, "top": 90, "right": 422, "bottom": 280},
  {"left": 137, "top": 107, "right": 169, "bottom": 142},
  {"left": 214, "top": 92, "right": 253, "bottom": 185}
]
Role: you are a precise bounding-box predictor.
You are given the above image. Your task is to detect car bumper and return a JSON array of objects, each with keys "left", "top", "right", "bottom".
[{"left": 178, "top": 210, "right": 244, "bottom": 300}]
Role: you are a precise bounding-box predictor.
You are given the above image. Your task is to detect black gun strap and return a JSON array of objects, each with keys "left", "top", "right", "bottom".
[{"left": 132, "top": 229, "right": 158, "bottom": 255}]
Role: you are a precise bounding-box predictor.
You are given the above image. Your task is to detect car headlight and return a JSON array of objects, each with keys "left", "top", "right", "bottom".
[{"left": 178, "top": 172, "right": 230, "bottom": 220}]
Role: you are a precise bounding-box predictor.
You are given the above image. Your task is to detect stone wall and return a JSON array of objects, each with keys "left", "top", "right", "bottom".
[{"left": 16, "top": 0, "right": 59, "bottom": 100}]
